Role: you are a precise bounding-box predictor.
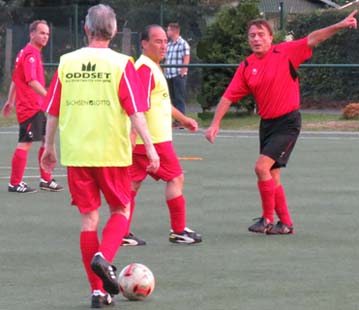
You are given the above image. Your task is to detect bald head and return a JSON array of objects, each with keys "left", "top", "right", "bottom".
[{"left": 141, "top": 25, "right": 168, "bottom": 63}]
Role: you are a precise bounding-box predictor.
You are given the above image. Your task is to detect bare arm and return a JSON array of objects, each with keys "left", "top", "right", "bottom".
[
  {"left": 308, "top": 10, "right": 357, "bottom": 48},
  {"left": 2, "top": 82, "right": 16, "bottom": 117},
  {"left": 41, "top": 114, "right": 59, "bottom": 173},
  {"left": 130, "top": 112, "right": 159, "bottom": 173},
  {"left": 172, "top": 105, "right": 198, "bottom": 132},
  {"left": 28, "top": 80, "right": 47, "bottom": 97},
  {"left": 180, "top": 54, "right": 190, "bottom": 77},
  {"left": 205, "top": 96, "right": 233, "bottom": 143}
]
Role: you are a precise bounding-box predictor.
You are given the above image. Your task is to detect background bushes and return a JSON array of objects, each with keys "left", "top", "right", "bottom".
[{"left": 197, "top": 4, "right": 359, "bottom": 112}]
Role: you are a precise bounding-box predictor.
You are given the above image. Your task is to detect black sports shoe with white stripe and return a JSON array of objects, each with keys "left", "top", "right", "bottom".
[
  {"left": 248, "top": 217, "right": 273, "bottom": 234},
  {"left": 39, "top": 178, "right": 64, "bottom": 192},
  {"left": 90, "top": 254, "right": 119, "bottom": 295},
  {"left": 91, "top": 290, "right": 114, "bottom": 308},
  {"left": 8, "top": 182, "right": 37, "bottom": 193},
  {"left": 169, "top": 227, "right": 202, "bottom": 244},
  {"left": 266, "top": 221, "right": 294, "bottom": 235},
  {"left": 122, "top": 232, "right": 146, "bottom": 246}
]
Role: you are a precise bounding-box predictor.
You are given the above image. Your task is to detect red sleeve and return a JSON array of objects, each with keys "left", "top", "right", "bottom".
[
  {"left": 44, "top": 70, "right": 62, "bottom": 116},
  {"left": 223, "top": 61, "right": 251, "bottom": 103},
  {"left": 136, "top": 64, "right": 155, "bottom": 110},
  {"left": 23, "top": 52, "right": 39, "bottom": 83},
  {"left": 118, "top": 60, "right": 149, "bottom": 115},
  {"left": 277, "top": 37, "right": 313, "bottom": 69}
]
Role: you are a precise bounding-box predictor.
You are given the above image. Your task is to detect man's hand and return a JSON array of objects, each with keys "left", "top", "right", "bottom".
[
  {"left": 339, "top": 10, "right": 357, "bottom": 30},
  {"left": 181, "top": 116, "right": 198, "bottom": 132},
  {"left": 308, "top": 9, "right": 358, "bottom": 48},
  {"left": 2, "top": 101, "right": 14, "bottom": 118},
  {"left": 145, "top": 145, "right": 160, "bottom": 174},
  {"left": 205, "top": 125, "right": 219, "bottom": 144},
  {"left": 41, "top": 146, "right": 57, "bottom": 174}
]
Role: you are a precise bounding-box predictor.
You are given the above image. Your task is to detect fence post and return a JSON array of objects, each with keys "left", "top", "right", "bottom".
[
  {"left": 160, "top": 0, "right": 164, "bottom": 27},
  {"left": 122, "top": 27, "right": 132, "bottom": 56},
  {"left": 5, "top": 27, "right": 13, "bottom": 83},
  {"left": 279, "top": 2, "right": 284, "bottom": 30},
  {"left": 74, "top": 3, "right": 79, "bottom": 48}
]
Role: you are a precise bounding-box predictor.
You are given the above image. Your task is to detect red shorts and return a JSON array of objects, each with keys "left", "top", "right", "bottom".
[
  {"left": 67, "top": 166, "right": 131, "bottom": 214},
  {"left": 130, "top": 141, "right": 183, "bottom": 182}
]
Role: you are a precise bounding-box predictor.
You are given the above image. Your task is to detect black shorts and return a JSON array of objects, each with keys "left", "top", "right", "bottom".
[
  {"left": 18, "top": 111, "right": 46, "bottom": 143},
  {"left": 259, "top": 110, "right": 301, "bottom": 169}
]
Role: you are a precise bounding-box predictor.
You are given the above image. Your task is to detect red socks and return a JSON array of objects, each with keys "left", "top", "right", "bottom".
[
  {"left": 10, "top": 147, "right": 52, "bottom": 186},
  {"left": 258, "top": 180, "right": 293, "bottom": 226},
  {"left": 81, "top": 214, "right": 128, "bottom": 294},
  {"left": 99, "top": 213, "right": 128, "bottom": 262},
  {"left": 166, "top": 195, "right": 186, "bottom": 233},
  {"left": 257, "top": 179, "right": 275, "bottom": 223},
  {"left": 80, "top": 231, "right": 103, "bottom": 293},
  {"left": 38, "top": 146, "right": 52, "bottom": 181},
  {"left": 275, "top": 185, "right": 293, "bottom": 226},
  {"left": 10, "top": 148, "right": 28, "bottom": 185},
  {"left": 125, "top": 191, "right": 137, "bottom": 236}
]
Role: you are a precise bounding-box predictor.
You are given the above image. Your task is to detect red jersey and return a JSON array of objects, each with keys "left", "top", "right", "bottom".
[
  {"left": 44, "top": 60, "right": 147, "bottom": 117},
  {"left": 223, "top": 37, "right": 312, "bottom": 119},
  {"left": 12, "top": 43, "right": 45, "bottom": 123}
]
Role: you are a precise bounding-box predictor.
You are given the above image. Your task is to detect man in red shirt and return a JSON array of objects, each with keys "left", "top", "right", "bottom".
[
  {"left": 2, "top": 20, "right": 63, "bottom": 193},
  {"left": 206, "top": 11, "right": 357, "bottom": 234}
]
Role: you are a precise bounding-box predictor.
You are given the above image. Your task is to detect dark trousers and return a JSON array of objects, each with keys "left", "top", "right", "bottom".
[{"left": 167, "top": 75, "right": 187, "bottom": 115}]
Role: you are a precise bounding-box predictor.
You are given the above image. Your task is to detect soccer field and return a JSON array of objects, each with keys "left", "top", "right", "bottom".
[{"left": 0, "top": 126, "right": 358, "bottom": 310}]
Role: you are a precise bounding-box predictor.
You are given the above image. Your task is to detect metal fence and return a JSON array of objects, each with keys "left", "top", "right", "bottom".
[{"left": 1, "top": 3, "right": 359, "bottom": 109}]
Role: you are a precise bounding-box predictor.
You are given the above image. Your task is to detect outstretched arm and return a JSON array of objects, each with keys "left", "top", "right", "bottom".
[{"left": 308, "top": 10, "right": 357, "bottom": 48}]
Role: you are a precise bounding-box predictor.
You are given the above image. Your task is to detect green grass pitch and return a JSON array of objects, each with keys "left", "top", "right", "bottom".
[{"left": 0, "top": 126, "right": 359, "bottom": 310}]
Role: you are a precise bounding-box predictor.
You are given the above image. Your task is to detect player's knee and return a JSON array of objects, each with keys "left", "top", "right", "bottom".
[
  {"left": 81, "top": 211, "right": 100, "bottom": 231},
  {"left": 17, "top": 142, "right": 32, "bottom": 151},
  {"left": 254, "top": 162, "right": 269, "bottom": 178},
  {"left": 111, "top": 206, "right": 130, "bottom": 219},
  {"left": 171, "top": 174, "right": 184, "bottom": 186}
]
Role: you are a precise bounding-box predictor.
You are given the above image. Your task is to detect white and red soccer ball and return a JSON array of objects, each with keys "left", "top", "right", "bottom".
[{"left": 118, "top": 263, "right": 155, "bottom": 301}]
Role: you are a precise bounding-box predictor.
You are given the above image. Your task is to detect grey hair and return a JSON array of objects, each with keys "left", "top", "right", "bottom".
[
  {"left": 29, "top": 20, "right": 48, "bottom": 33},
  {"left": 85, "top": 4, "right": 117, "bottom": 40}
]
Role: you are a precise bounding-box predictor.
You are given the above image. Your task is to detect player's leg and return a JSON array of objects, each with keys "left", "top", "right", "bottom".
[
  {"left": 8, "top": 139, "right": 35, "bottom": 192},
  {"left": 158, "top": 142, "right": 201, "bottom": 244},
  {"left": 248, "top": 154, "right": 276, "bottom": 233},
  {"left": 121, "top": 180, "right": 146, "bottom": 246},
  {"left": 90, "top": 167, "right": 131, "bottom": 295},
  {"left": 80, "top": 210, "right": 115, "bottom": 307},
  {"left": 8, "top": 114, "right": 38, "bottom": 192},
  {"left": 266, "top": 161, "right": 295, "bottom": 235},
  {"left": 38, "top": 112, "right": 63, "bottom": 191},
  {"left": 122, "top": 153, "right": 148, "bottom": 246},
  {"left": 67, "top": 167, "right": 108, "bottom": 302},
  {"left": 166, "top": 175, "right": 202, "bottom": 244},
  {"left": 262, "top": 111, "right": 301, "bottom": 234},
  {"left": 271, "top": 168, "right": 293, "bottom": 227},
  {"left": 91, "top": 205, "right": 129, "bottom": 296},
  {"left": 166, "top": 174, "right": 185, "bottom": 233}
]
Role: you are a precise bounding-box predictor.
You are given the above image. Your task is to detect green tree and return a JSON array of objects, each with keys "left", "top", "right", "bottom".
[
  {"left": 196, "top": 0, "right": 260, "bottom": 112},
  {"left": 287, "top": 9, "right": 359, "bottom": 106}
]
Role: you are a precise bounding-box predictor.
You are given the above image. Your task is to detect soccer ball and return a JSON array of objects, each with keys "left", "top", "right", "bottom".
[{"left": 118, "top": 263, "right": 155, "bottom": 301}]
